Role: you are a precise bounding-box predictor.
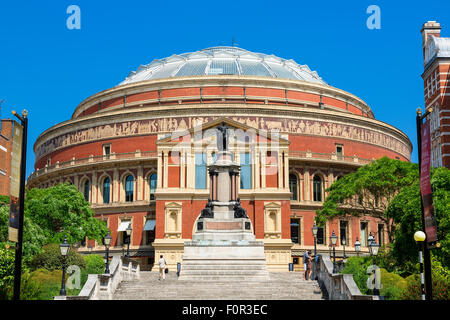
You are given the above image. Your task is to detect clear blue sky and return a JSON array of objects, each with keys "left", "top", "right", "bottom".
[{"left": 0, "top": 0, "right": 449, "bottom": 178}]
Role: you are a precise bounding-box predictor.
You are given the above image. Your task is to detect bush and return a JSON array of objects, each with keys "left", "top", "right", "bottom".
[
  {"left": 401, "top": 256, "right": 450, "bottom": 300},
  {"left": 28, "top": 268, "right": 63, "bottom": 300},
  {"left": 84, "top": 254, "right": 105, "bottom": 274},
  {"left": 30, "top": 243, "right": 86, "bottom": 271},
  {"left": 340, "top": 256, "right": 408, "bottom": 300},
  {"left": 379, "top": 268, "right": 407, "bottom": 300}
]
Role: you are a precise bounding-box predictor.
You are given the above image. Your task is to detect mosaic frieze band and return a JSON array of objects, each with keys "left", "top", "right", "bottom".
[{"left": 35, "top": 115, "right": 411, "bottom": 160}]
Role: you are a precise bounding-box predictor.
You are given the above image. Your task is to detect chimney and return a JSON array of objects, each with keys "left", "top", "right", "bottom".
[{"left": 421, "top": 21, "right": 442, "bottom": 60}]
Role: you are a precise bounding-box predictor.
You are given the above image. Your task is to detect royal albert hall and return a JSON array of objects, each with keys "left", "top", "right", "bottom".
[{"left": 27, "top": 47, "right": 412, "bottom": 271}]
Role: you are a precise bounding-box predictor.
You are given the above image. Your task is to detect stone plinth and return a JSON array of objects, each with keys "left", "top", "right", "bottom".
[{"left": 179, "top": 149, "right": 270, "bottom": 281}]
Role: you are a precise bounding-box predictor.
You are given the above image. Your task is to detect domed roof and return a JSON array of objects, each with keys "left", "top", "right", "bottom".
[{"left": 119, "top": 46, "right": 326, "bottom": 85}]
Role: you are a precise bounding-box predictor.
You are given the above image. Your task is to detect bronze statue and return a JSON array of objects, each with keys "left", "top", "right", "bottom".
[
  {"left": 233, "top": 198, "right": 248, "bottom": 219},
  {"left": 216, "top": 122, "right": 230, "bottom": 151},
  {"left": 200, "top": 198, "right": 214, "bottom": 218}
]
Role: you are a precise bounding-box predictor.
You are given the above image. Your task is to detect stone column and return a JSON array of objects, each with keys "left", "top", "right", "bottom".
[
  {"left": 137, "top": 166, "right": 143, "bottom": 200},
  {"left": 157, "top": 151, "right": 163, "bottom": 189},
  {"left": 92, "top": 171, "right": 98, "bottom": 204},
  {"left": 113, "top": 168, "right": 119, "bottom": 203},
  {"left": 304, "top": 168, "right": 310, "bottom": 201},
  {"left": 163, "top": 151, "right": 168, "bottom": 189}
]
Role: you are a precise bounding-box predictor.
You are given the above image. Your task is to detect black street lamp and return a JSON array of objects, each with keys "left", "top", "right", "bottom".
[
  {"left": 104, "top": 232, "right": 112, "bottom": 274},
  {"left": 355, "top": 238, "right": 361, "bottom": 257},
  {"left": 312, "top": 223, "right": 318, "bottom": 256},
  {"left": 59, "top": 236, "right": 70, "bottom": 296},
  {"left": 369, "top": 237, "right": 380, "bottom": 296},
  {"left": 330, "top": 230, "right": 338, "bottom": 273},
  {"left": 126, "top": 224, "right": 132, "bottom": 258},
  {"left": 414, "top": 231, "right": 426, "bottom": 301}
]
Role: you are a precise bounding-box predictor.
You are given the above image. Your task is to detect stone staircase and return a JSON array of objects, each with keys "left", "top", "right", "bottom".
[
  {"left": 179, "top": 258, "right": 270, "bottom": 281},
  {"left": 113, "top": 271, "right": 325, "bottom": 300}
]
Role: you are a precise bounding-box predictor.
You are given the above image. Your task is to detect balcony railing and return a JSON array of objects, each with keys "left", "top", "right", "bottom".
[
  {"left": 28, "top": 150, "right": 157, "bottom": 181},
  {"left": 288, "top": 151, "right": 373, "bottom": 165}
]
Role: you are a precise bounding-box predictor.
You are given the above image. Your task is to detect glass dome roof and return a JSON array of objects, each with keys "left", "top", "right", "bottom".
[{"left": 119, "top": 47, "right": 326, "bottom": 85}]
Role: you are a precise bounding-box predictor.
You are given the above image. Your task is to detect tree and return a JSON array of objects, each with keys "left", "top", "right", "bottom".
[
  {"left": 25, "top": 183, "right": 109, "bottom": 245},
  {"left": 386, "top": 167, "right": 450, "bottom": 271},
  {"left": 316, "top": 157, "right": 417, "bottom": 243}
]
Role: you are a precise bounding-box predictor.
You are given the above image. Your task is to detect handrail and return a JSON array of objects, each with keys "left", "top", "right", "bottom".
[
  {"left": 314, "top": 255, "right": 378, "bottom": 300},
  {"left": 54, "top": 256, "right": 140, "bottom": 300}
]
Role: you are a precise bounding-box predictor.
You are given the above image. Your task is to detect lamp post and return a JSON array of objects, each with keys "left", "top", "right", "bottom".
[
  {"left": 414, "top": 231, "right": 426, "bottom": 301},
  {"left": 369, "top": 237, "right": 380, "bottom": 296},
  {"left": 59, "top": 236, "right": 70, "bottom": 296},
  {"left": 330, "top": 230, "right": 338, "bottom": 273},
  {"left": 126, "top": 224, "right": 132, "bottom": 258},
  {"left": 355, "top": 238, "right": 361, "bottom": 257},
  {"left": 312, "top": 223, "right": 318, "bottom": 257},
  {"left": 104, "top": 232, "right": 112, "bottom": 274}
]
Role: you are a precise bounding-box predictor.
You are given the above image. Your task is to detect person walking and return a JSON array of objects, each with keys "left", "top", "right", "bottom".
[
  {"left": 303, "top": 250, "right": 311, "bottom": 280},
  {"left": 158, "top": 255, "right": 167, "bottom": 280}
]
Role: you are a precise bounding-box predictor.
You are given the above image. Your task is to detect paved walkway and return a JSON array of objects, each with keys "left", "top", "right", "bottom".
[{"left": 113, "top": 271, "right": 325, "bottom": 300}]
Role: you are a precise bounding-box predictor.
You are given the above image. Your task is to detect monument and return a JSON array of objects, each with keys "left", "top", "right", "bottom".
[{"left": 178, "top": 123, "right": 270, "bottom": 281}]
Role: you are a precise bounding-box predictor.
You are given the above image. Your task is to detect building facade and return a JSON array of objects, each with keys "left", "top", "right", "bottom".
[
  {"left": 27, "top": 47, "right": 412, "bottom": 271},
  {"left": 421, "top": 21, "right": 450, "bottom": 168},
  {"left": 0, "top": 119, "right": 14, "bottom": 196}
]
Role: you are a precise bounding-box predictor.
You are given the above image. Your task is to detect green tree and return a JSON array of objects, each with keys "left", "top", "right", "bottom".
[
  {"left": 25, "top": 183, "right": 109, "bottom": 244},
  {"left": 0, "top": 200, "right": 46, "bottom": 264},
  {"left": 386, "top": 167, "right": 450, "bottom": 271},
  {"left": 316, "top": 157, "right": 417, "bottom": 243}
]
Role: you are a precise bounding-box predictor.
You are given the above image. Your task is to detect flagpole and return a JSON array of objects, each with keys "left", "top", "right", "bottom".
[
  {"left": 12, "top": 110, "right": 28, "bottom": 301},
  {"left": 416, "top": 107, "right": 433, "bottom": 301}
]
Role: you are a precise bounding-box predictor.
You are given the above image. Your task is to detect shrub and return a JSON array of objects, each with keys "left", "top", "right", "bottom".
[
  {"left": 28, "top": 268, "right": 62, "bottom": 300},
  {"left": 401, "top": 256, "right": 450, "bottom": 300},
  {"left": 30, "top": 243, "right": 86, "bottom": 271},
  {"left": 379, "top": 268, "right": 407, "bottom": 300},
  {"left": 0, "top": 244, "right": 15, "bottom": 299},
  {"left": 84, "top": 254, "right": 105, "bottom": 274}
]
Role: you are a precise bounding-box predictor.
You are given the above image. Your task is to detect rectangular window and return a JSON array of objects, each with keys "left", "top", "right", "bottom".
[
  {"left": 378, "top": 224, "right": 384, "bottom": 246},
  {"left": 360, "top": 222, "right": 368, "bottom": 247},
  {"left": 240, "top": 153, "right": 252, "bottom": 189},
  {"left": 317, "top": 227, "right": 325, "bottom": 245},
  {"left": 340, "top": 221, "right": 348, "bottom": 245},
  {"left": 290, "top": 218, "right": 300, "bottom": 244},
  {"left": 195, "top": 153, "right": 207, "bottom": 189},
  {"left": 336, "top": 144, "right": 343, "bottom": 160}
]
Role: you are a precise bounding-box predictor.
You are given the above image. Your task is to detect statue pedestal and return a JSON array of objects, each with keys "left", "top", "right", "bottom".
[{"left": 179, "top": 149, "right": 270, "bottom": 281}]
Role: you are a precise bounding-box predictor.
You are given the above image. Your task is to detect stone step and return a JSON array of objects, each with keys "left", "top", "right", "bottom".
[{"left": 112, "top": 272, "right": 325, "bottom": 300}]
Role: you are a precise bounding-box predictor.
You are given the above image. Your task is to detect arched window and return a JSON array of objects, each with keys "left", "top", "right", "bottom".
[
  {"left": 103, "top": 177, "right": 110, "bottom": 204},
  {"left": 313, "top": 175, "right": 322, "bottom": 202},
  {"left": 83, "top": 180, "right": 90, "bottom": 202},
  {"left": 125, "top": 175, "right": 134, "bottom": 202},
  {"left": 149, "top": 173, "right": 157, "bottom": 201},
  {"left": 289, "top": 174, "right": 298, "bottom": 201}
]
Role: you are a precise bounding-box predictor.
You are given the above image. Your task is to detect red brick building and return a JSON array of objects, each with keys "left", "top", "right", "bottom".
[
  {"left": 421, "top": 21, "right": 450, "bottom": 168},
  {"left": 27, "top": 47, "right": 412, "bottom": 271},
  {"left": 0, "top": 119, "right": 14, "bottom": 196}
]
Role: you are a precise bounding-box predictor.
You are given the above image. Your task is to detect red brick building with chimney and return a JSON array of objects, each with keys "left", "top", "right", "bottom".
[
  {"left": 421, "top": 21, "right": 450, "bottom": 168},
  {"left": 27, "top": 47, "right": 412, "bottom": 271}
]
